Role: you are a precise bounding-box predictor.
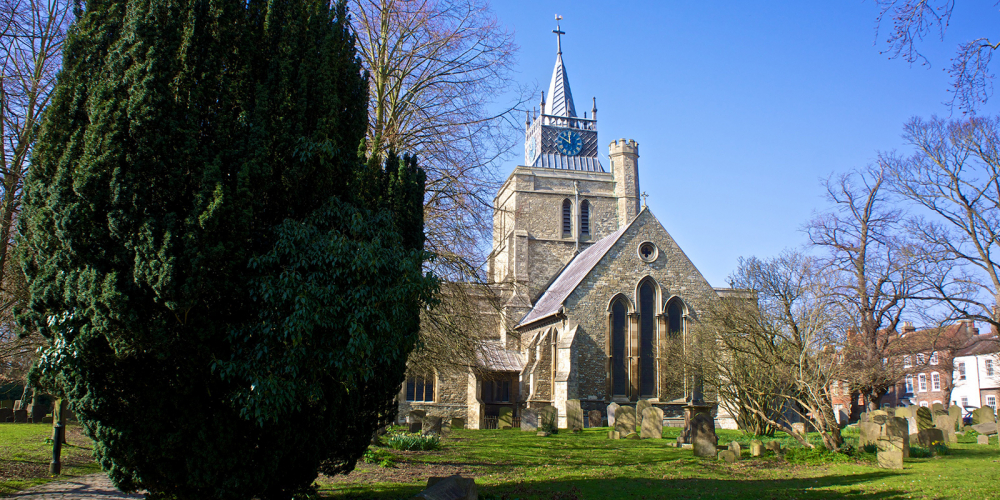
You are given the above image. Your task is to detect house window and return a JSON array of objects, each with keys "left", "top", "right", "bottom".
[
  {"left": 962, "top": 397, "right": 969, "bottom": 407},
  {"left": 988, "top": 396, "right": 997, "bottom": 409},
  {"left": 988, "top": 359, "right": 995, "bottom": 377},
  {"left": 905, "top": 376, "right": 914, "bottom": 393},
  {"left": 638, "top": 280, "right": 656, "bottom": 397},
  {"left": 918, "top": 373, "right": 927, "bottom": 392},
  {"left": 917, "top": 353, "right": 925, "bottom": 365},
  {"left": 610, "top": 299, "right": 629, "bottom": 397},
  {"left": 930, "top": 352, "right": 939, "bottom": 365},
  {"left": 562, "top": 199, "right": 572, "bottom": 236},
  {"left": 406, "top": 374, "right": 434, "bottom": 402},
  {"left": 958, "top": 362, "right": 967, "bottom": 380},
  {"left": 931, "top": 372, "right": 941, "bottom": 391},
  {"left": 580, "top": 200, "right": 590, "bottom": 236},
  {"left": 903, "top": 355, "right": 911, "bottom": 368},
  {"left": 920, "top": 401, "right": 929, "bottom": 407}
]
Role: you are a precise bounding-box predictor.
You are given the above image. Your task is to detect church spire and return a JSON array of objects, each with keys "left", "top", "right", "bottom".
[{"left": 544, "top": 15, "right": 576, "bottom": 118}]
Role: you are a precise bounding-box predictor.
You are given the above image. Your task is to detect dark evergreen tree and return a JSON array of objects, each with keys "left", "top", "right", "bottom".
[{"left": 17, "top": 0, "right": 433, "bottom": 498}]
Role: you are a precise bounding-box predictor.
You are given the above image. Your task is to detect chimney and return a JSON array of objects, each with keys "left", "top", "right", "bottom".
[
  {"left": 959, "top": 318, "right": 980, "bottom": 335},
  {"left": 902, "top": 322, "right": 916, "bottom": 334}
]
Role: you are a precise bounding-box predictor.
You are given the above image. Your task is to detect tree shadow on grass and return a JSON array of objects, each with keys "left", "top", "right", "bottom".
[{"left": 322, "top": 471, "right": 908, "bottom": 500}]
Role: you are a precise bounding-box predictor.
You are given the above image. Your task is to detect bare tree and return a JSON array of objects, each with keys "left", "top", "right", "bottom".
[
  {"left": 350, "top": 0, "right": 529, "bottom": 280},
  {"left": 710, "top": 252, "right": 845, "bottom": 449},
  {"left": 807, "top": 166, "right": 920, "bottom": 412},
  {"left": 882, "top": 115, "right": 1000, "bottom": 333},
  {"left": 875, "top": 0, "right": 998, "bottom": 112},
  {"left": 0, "top": 0, "right": 72, "bottom": 381}
]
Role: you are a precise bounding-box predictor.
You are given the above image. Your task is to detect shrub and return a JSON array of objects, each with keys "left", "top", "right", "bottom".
[
  {"left": 385, "top": 433, "right": 441, "bottom": 451},
  {"left": 362, "top": 448, "right": 397, "bottom": 468},
  {"left": 909, "top": 445, "right": 932, "bottom": 458}
]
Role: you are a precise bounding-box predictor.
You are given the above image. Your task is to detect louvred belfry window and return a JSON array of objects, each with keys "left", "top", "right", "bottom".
[
  {"left": 562, "top": 199, "right": 572, "bottom": 236},
  {"left": 580, "top": 200, "right": 590, "bottom": 236}
]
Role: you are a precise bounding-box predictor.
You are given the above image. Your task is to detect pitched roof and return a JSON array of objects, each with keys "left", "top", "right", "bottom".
[
  {"left": 516, "top": 214, "right": 638, "bottom": 329},
  {"left": 476, "top": 340, "right": 524, "bottom": 372},
  {"left": 956, "top": 335, "right": 1000, "bottom": 357},
  {"left": 544, "top": 52, "right": 576, "bottom": 118}
]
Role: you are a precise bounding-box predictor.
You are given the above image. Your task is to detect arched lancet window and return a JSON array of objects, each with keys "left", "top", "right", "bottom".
[
  {"left": 666, "top": 297, "right": 684, "bottom": 339},
  {"left": 639, "top": 280, "right": 656, "bottom": 397},
  {"left": 580, "top": 200, "right": 590, "bottom": 236},
  {"left": 611, "top": 299, "right": 629, "bottom": 397},
  {"left": 562, "top": 199, "right": 572, "bottom": 236}
]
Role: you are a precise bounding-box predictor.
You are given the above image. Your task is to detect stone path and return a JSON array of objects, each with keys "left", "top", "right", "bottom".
[{"left": 5, "top": 474, "right": 141, "bottom": 499}]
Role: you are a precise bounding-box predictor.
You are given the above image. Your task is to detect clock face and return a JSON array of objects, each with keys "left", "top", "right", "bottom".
[
  {"left": 526, "top": 135, "right": 537, "bottom": 163},
  {"left": 555, "top": 129, "right": 583, "bottom": 156}
]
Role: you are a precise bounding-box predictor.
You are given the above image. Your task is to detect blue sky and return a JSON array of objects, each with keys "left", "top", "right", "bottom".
[{"left": 489, "top": 1, "right": 1000, "bottom": 287}]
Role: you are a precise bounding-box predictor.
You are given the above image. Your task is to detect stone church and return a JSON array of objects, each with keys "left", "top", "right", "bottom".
[{"left": 398, "top": 22, "right": 730, "bottom": 429}]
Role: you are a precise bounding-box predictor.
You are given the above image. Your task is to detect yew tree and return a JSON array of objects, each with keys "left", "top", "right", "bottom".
[{"left": 17, "top": 0, "right": 434, "bottom": 499}]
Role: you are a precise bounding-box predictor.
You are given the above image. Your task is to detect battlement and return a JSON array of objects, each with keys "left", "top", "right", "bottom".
[{"left": 608, "top": 138, "right": 639, "bottom": 155}]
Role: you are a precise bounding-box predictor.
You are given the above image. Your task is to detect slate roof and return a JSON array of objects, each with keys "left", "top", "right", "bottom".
[
  {"left": 516, "top": 214, "right": 639, "bottom": 329},
  {"left": 530, "top": 154, "right": 605, "bottom": 172},
  {"left": 956, "top": 335, "right": 1000, "bottom": 357},
  {"left": 544, "top": 52, "right": 576, "bottom": 118},
  {"left": 476, "top": 340, "right": 524, "bottom": 372}
]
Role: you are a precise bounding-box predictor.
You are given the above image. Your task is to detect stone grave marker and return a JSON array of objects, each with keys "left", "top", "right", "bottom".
[
  {"left": 791, "top": 422, "right": 806, "bottom": 435},
  {"left": 521, "top": 409, "right": 538, "bottom": 432},
  {"left": 422, "top": 416, "right": 443, "bottom": 436},
  {"left": 932, "top": 402, "right": 945, "bottom": 414},
  {"left": 859, "top": 421, "right": 880, "bottom": 447},
  {"left": 607, "top": 430, "right": 620, "bottom": 439},
  {"left": 916, "top": 407, "right": 934, "bottom": 430},
  {"left": 615, "top": 406, "right": 636, "bottom": 436},
  {"left": 934, "top": 414, "right": 957, "bottom": 444},
  {"left": 413, "top": 475, "right": 477, "bottom": 500},
  {"left": 498, "top": 407, "right": 513, "bottom": 429},
  {"left": 870, "top": 409, "right": 888, "bottom": 424},
  {"left": 949, "top": 405, "right": 962, "bottom": 430},
  {"left": 607, "top": 402, "right": 619, "bottom": 427},
  {"left": 718, "top": 450, "right": 737, "bottom": 463},
  {"left": 749, "top": 440, "right": 763, "bottom": 457},
  {"left": 916, "top": 428, "right": 944, "bottom": 447},
  {"left": 972, "top": 421, "right": 997, "bottom": 435},
  {"left": 539, "top": 406, "right": 558, "bottom": 433},
  {"left": 588, "top": 410, "right": 603, "bottom": 428},
  {"left": 887, "top": 416, "right": 910, "bottom": 458},
  {"left": 0, "top": 408, "right": 11, "bottom": 423},
  {"left": 764, "top": 441, "right": 782, "bottom": 453},
  {"left": 625, "top": 432, "right": 640, "bottom": 440},
  {"left": 636, "top": 400, "right": 652, "bottom": 427},
  {"left": 640, "top": 408, "right": 662, "bottom": 439},
  {"left": 971, "top": 406, "right": 984, "bottom": 425},
  {"left": 728, "top": 441, "right": 741, "bottom": 461},
  {"left": 566, "top": 400, "right": 584, "bottom": 432},
  {"left": 652, "top": 407, "right": 664, "bottom": 431},
  {"left": 451, "top": 417, "right": 466, "bottom": 430},
  {"left": 12, "top": 409, "right": 25, "bottom": 423},
  {"left": 885, "top": 407, "right": 895, "bottom": 417},
  {"left": 691, "top": 413, "right": 718, "bottom": 458},
  {"left": 907, "top": 416, "right": 918, "bottom": 435},
  {"left": 978, "top": 434, "right": 990, "bottom": 445},
  {"left": 876, "top": 436, "right": 904, "bottom": 469}
]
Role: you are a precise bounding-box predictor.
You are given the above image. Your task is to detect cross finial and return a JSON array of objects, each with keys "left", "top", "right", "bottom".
[
  {"left": 641, "top": 192, "right": 649, "bottom": 207},
  {"left": 553, "top": 15, "right": 565, "bottom": 54}
]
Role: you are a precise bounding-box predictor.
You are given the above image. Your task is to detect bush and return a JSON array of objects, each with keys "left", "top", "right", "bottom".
[
  {"left": 385, "top": 433, "right": 441, "bottom": 451},
  {"left": 362, "top": 448, "right": 397, "bottom": 468},
  {"left": 909, "top": 445, "right": 932, "bottom": 458}
]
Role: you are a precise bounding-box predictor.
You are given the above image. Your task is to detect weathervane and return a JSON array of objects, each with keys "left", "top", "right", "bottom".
[
  {"left": 553, "top": 14, "right": 565, "bottom": 54},
  {"left": 641, "top": 192, "right": 649, "bottom": 208}
]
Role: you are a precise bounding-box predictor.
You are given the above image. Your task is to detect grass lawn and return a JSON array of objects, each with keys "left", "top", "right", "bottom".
[
  {"left": 320, "top": 426, "right": 1000, "bottom": 499},
  {"left": 0, "top": 422, "right": 99, "bottom": 495}
]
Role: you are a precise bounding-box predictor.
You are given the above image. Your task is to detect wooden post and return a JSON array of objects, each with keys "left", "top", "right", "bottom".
[{"left": 49, "top": 398, "right": 66, "bottom": 475}]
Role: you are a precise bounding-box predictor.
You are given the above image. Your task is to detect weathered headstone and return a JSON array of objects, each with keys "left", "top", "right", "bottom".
[
  {"left": 932, "top": 403, "right": 945, "bottom": 414},
  {"left": 728, "top": 441, "right": 741, "bottom": 461},
  {"left": 607, "top": 402, "right": 619, "bottom": 427},
  {"left": 973, "top": 406, "right": 996, "bottom": 425},
  {"left": 652, "top": 407, "right": 664, "bottom": 432},
  {"left": 885, "top": 407, "right": 896, "bottom": 418},
  {"left": 916, "top": 407, "right": 934, "bottom": 430},
  {"left": 972, "top": 422, "right": 997, "bottom": 435},
  {"left": 691, "top": 413, "right": 718, "bottom": 458},
  {"left": 539, "top": 406, "right": 558, "bottom": 433},
  {"left": 876, "top": 436, "right": 904, "bottom": 469},
  {"left": 949, "top": 405, "right": 962, "bottom": 430},
  {"left": 859, "top": 421, "right": 880, "bottom": 447},
  {"left": 971, "top": 406, "right": 984, "bottom": 425},
  {"left": 764, "top": 441, "right": 782, "bottom": 454},
  {"left": 791, "top": 422, "right": 806, "bottom": 435},
  {"left": 640, "top": 408, "right": 662, "bottom": 439},
  {"left": 934, "top": 414, "right": 957, "bottom": 444},
  {"left": 422, "top": 416, "right": 443, "bottom": 435},
  {"left": 607, "top": 430, "right": 620, "bottom": 439},
  {"left": 588, "top": 410, "right": 603, "bottom": 428},
  {"left": 498, "top": 407, "right": 513, "bottom": 430},
  {"left": 625, "top": 432, "right": 640, "bottom": 440},
  {"left": 12, "top": 409, "right": 26, "bottom": 423},
  {"left": 887, "top": 417, "right": 910, "bottom": 458},
  {"left": 870, "top": 409, "right": 889, "bottom": 424},
  {"left": 978, "top": 434, "right": 990, "bottom": 445},
  {"left": 906, "top": 417, "right": 918, "bottom": 437},
  {"left": 916, "top": 428, "right": 944, "bottom": 447},
  {"left": 451, "top": 417, "right": 466, "bottom": 430},
  {"left": 413, "top": 475, "right": 477, "bottom": 500},
  {"left": 565, "top": 400, "right": 584, "bottom": 432},
  {"left": 520, "top": 409, "right": 538, "bottom": 432},
  {"left": 749, "top": 440, "right": 763, "bottom": 457},
  {"left": 615, "top": 406, "right": 636, "bottom": 436},
  {"left": 636, "top": 400, "right": 652, "bottom": 428},
  {"left": 718, "top": 450, "right": 737, "bottom": 463}
]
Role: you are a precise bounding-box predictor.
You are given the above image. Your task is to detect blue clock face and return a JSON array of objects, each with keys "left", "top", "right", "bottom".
[{"left": 556, "top": 130, "right": 583, "bottom": 156}]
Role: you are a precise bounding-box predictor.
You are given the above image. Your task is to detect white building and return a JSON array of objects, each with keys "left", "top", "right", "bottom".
[{"left": 950, "top": 334, "right": 1000, "bottom": 411}]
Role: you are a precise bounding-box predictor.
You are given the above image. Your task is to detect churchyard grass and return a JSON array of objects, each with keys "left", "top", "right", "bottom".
[
  {"left": 0, "top": 422, "right": 99, "bottom": 495},
  {"left": 321, "top": 426, "right": 1000, "bottom": 499}
]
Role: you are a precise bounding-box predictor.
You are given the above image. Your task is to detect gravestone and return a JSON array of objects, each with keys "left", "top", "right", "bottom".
[
  {"left": 607, "top": 402, "right": 619, "bottom": 427},
  {"left": 934, "top": 414, "right": 957, "bottom": 444},
  {"left": 0, "top": 408, "right": 11, "bottom": 423},
  {"left": 718, "top": 450, "right": 737, "bottom": 463},
  {"left": 498, "top": 407, "right": 513, "bottom": 429},
  {"left": 887, "top": 417, "right": 910, "bottom": 458},
  {"left": 859, "top": 421, "right": 880, "bottom": 447},
  {"left": 408, "top": 410, "right": 426, "bottom": 432},
  {"left": 978, "top": 435, "right": 990, "bottom": 445},
  {"left": 973, "top": 406, "right": 996, "bottom": 425},
  {"left": 750, "top": 440, "right": 763, "bottom": 457},
  {"left": 916, "top": 407, "right": 934, "bottom": 430},
  {"left": 764, "top": 441, "right": 782, "bottom": 454},
  {"left": 907, "top": 416, "right": 918, "bottom": 436},
  {"left": 791, "top": 422, "right": 806, "bottom": 435},
  {"left": 539, "top": 406, "right": 558, "bottom": 433},
  {"left": 870, "top": 410, "right": 888, "bottom": 424},
  {"left": 12, "top": 409, "right": 26, "bottom": 423},
  {"left": 652, "top": 407, "right": 664, "bottom": 431},
  {"left": 640, "top": 408, "right": 662, "bottom": 439},
  {"left": 521, "top": 409, "right": 538, "bottom": 432},
  {"left": 885, "top": 407, "right": 895, "bottom": 417},
  {"left": 949, "top": 405, "right": 962, "bottom": 430},
  {"left": 409, "top": 421, "right": 423, "bottom": 433},
  {"left": 728, "top": 441, "right": 741, "bottom": 461},
  {"left": 422, "top": 416, "right": 443, "bottom": 436},
  {"left": 691, "top": 413, "right": 718, "bottom": 458},
  {"left": 537, "top": 431, "right": 551, "bottom": 437},
  {"left": 413, "top": 475, "right": 477, "bottom": 500},
  {"left": 588, "top": 410, "right": 603, "bottom": 428},
  {"left": 972, "top": 422, "right": 997, "bottom": 435},
  {"left": 615, "top": 406, "right": 636, "bottom": 436},
  {"left": 876, "top": 436, "right": 904, "bottom": 469},
  {"left": 916, "top": 428, "right": 944, "bottom": 447},
  {"left": 971, "top": 406, "right": 984, "bottom": 425},
  {"left": 932, "top": 402, "right": 945, "bottom": 414},
  {"left": 566, "top": 400, "right": 584, "bottom": 432},
  {"left": 607, "top": 430, "right": 620, "bottom": 439},
  {"left": 451, "top": 417, "right": 466, "bottom": 430},
  {"left": 625, "top": 432, "right": 640, "bottom": 440},
  {"left": 636, "top": 400, "right": 652, "bottom": 428}
]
